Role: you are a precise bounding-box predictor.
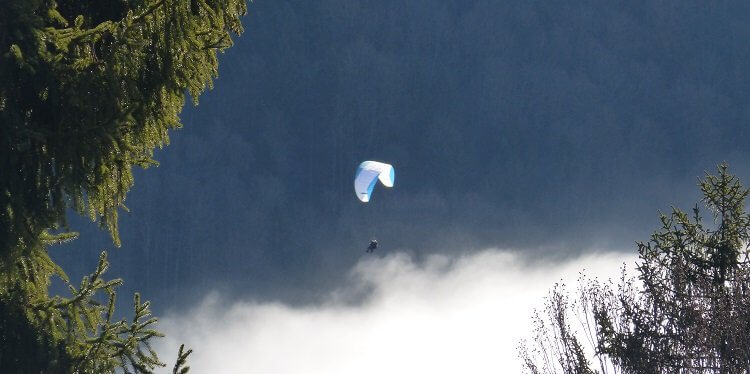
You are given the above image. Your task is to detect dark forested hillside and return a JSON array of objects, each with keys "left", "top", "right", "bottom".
[{"left": 56, "top": 0, "right": 750, "bottom": 308}]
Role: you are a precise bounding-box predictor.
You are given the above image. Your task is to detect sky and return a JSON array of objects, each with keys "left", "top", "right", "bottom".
[{"left": 51, "top": 0, "right": 750, "bottom": 371}]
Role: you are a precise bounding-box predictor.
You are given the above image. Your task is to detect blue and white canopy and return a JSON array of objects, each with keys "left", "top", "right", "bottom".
[{"left": 354, "top": 161, "right": 395, "bottom": 202}]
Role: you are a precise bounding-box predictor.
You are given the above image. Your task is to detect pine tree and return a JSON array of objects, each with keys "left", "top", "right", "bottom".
[
  {"left": 1, "top": 0, "right": 246, "bottom": 372},
  {"left": 521, "top": 164, "right": 750, "bottom": 373}
]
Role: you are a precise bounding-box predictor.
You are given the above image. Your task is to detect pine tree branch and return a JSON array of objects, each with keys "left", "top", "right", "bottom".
[
  {"left": 173, "top": 344, "right": 193, "bottom": 374},
  {"left": 133, "top": 0, "right": 170, "bottom": 24}
]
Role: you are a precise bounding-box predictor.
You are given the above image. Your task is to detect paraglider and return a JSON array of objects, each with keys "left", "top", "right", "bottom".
[
  {"left": 354, "top": 161, "right": 395, "bottom": 202},
  {"left": 355, "top": 161, "right": 394, "bottom": 252}
]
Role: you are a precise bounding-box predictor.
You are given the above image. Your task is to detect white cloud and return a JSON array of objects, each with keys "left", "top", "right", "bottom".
[{"left": 154, "top": 249, "right": 637, "bottom": 374}]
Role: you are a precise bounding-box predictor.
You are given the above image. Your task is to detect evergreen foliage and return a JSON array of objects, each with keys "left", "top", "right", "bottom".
[
  {"left": 521, "top": 164, "right": 750, "bottom": 373},
  {"left": 1, "top": 0, "right": 245, "bottom": 255},
  {"left": 2, "top": 252, "right": 167, "bottom": 372},
  {"left": 173, "top": 344, "right": 193, "bottom": 374},
  {"left": 0, "top": 0, "right": 246, "bottom": 372}
]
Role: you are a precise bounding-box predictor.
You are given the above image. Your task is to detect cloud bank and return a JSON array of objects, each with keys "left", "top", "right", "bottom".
[{"left": 154, "top": 249, "right": 637, "bottom": 373}]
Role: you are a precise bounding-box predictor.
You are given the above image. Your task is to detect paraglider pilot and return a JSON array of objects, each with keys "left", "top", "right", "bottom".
[{"left": 366, "top": 239, "right": 378, "bottom": 253}]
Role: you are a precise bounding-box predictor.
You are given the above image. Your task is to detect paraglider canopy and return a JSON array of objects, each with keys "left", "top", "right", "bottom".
[{"left": 354, "top": 161, "right": 395, "bottom": 202}]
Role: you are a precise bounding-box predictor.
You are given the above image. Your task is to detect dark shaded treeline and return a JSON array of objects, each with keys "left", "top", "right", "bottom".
[{"left": 56, "top": 0, "right": 750, "bottom": 309}]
